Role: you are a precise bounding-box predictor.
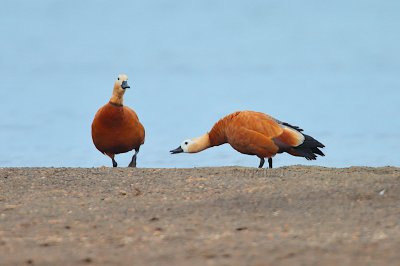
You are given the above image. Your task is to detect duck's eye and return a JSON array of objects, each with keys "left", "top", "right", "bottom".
[
  {"left": 184, "top": 141, "right": 188, "bottom": 145},
  {"left": 117, "top": 77, "right": 120, "bottom": 80}
]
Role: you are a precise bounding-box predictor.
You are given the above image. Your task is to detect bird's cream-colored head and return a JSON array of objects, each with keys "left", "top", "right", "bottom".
[
  {"left": 170, "top": 134, "right": 211, "bottom": 154},
  {"left": 110, "top": 74, "right": 130, "bottom": 105}
]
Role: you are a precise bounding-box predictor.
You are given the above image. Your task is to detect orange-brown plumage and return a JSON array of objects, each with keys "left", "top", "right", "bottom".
[
  {"left": 92, "top": 103, "right": 144, "bottom": 154},
  {"left": 91, "top": 74, "right": 145, "bottom": 167},
  {"left": 171, "top": 111, "right": 324, "bottom": 168}
]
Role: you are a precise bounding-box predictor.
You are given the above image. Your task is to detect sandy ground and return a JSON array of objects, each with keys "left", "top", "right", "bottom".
[{"left": 0, "top": 166, "right": 399, "bottom": 265}]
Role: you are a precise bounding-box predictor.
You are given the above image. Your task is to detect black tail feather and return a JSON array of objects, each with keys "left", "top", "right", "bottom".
[
  {"left": 292, "top": 134, "right": 325, "bottom": 160},
  {"left": 311, "top": 147, "right": 325, "bottom": 156}
]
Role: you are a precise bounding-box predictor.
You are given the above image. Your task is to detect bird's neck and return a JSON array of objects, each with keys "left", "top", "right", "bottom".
[
  {"left": 190, "top": 133, "right": 211, "bottom": 153},
  {"left": 208, "top": 119, "right": 228, "bottom": 147},
  {"left": 109, "top": 86, "right": 124, "bottom": 106},
  {"left": 109, "top": 94, "right": 123, "bottom": 106}
]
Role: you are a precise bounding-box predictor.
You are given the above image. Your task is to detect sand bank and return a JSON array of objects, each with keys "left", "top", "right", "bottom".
[{"left": 1, "top": 166, "right": 399, "bottom": 265}]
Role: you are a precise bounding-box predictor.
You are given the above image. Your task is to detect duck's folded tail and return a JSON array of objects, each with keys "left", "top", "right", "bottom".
[{"left": 289, "top": 134, "right": 325, "bottom": 160}]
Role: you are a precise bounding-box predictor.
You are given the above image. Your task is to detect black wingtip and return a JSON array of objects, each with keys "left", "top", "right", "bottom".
[{"left": 281, "top": 122, "right": 304, "bottom": 132}]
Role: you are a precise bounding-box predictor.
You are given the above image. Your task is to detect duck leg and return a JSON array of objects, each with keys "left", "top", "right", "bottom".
[
  {"left": 128, "top": 148, "right": 140, "bottom": 168},
  {"left": 258, "top": 158, "right": 265, "bottom": 168},
  {"left": 268, "top": 158, "right": 273, "bottom": 169},
  {"left": 112, "top": 158, "right": 118, "bottom": 167},
  {"left": 106, "top": 153, "right": 117, "bottom": 167}
]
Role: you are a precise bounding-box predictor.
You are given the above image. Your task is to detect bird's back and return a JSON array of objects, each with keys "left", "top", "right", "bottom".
[
  {"left": 209, "top": 110, "right": 311, "bottom": 157},
  {"left": 209, "top": 111, "right": 282, "bottom": 143}
]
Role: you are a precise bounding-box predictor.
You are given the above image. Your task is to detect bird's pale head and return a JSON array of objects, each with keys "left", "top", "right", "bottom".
[
  {"left": 170, "top": 139, "right": 194, "bottom": 154},
  {"left": 170, "top": 134, "right": 211, "bottom": 154},
  {"left": 110, "top": 74, "right": 131, "bottom": 106},
  {"left": 114, "top": 74, "right": 130, "bottom": 94}
]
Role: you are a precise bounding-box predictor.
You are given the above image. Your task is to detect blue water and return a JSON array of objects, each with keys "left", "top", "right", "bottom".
[{"left": 0, "top": 1, "right": 399, "bottom": 168}]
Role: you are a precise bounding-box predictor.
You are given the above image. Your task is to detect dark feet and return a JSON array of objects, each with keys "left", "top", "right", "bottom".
[
  {"left": 112, "top": 158, "right": 117, "bottom": 167},
  {"left": 128, "top": 155, "right": 136, "bottom": 167},
  {"left": 258, "top": 158, "right": 265, "bottom": 168},
  {"left": 128, "top": 149, "right": 139, "bottom": 168},
  {"left": 268, "top": 158, "right": 273, "bottom": 169}
]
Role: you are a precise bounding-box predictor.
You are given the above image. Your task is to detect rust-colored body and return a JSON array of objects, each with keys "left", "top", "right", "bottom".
[
  {"left": 91, "top": 102, "right": 145, "bottom": 157},
  {"left": 209, "top": 111, "right": 323, "bottom": 160},
  {"left": 170, "top": 110, "right": 324, "bottom": 168},
  {"left": 208, "top": 111, "right": 324, "bottom": 162}
]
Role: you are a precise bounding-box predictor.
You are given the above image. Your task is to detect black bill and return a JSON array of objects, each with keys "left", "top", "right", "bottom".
[
  {"left": 121, "top": 80, "right": 130, "bottom": 89},
  {"left": 170, "top": 146, "right": 183, "bottom": 154}
]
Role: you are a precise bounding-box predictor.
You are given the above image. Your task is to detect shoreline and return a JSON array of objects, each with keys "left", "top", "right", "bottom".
[{"left": 0, "top": 165, "right": 399, "bottom": 170}]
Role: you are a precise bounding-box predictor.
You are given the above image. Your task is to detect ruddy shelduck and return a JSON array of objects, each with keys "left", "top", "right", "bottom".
[
  {"left": 91, "top": 74, "right": 145, "bottom": 167},
  {"left": 170, "top": 111, "right": 324, "bottom": 168}
]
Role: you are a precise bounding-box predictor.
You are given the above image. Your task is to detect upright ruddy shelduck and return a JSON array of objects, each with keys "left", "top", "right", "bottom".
[
  {"left": 91, "top": 74, "right": 145, "bottom": 167},
  {"left": 170, "top": 111, "right": 324, "bottom": 168}
]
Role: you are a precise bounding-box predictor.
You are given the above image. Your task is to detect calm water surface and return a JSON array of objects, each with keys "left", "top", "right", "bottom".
[{"left": 0, "top": 1, "right": 399, "bottom": 168}]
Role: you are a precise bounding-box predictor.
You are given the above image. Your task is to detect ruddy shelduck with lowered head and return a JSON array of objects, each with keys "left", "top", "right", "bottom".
[
  {"left": 92, "top": 74, "right": 145, "bottom": 167},
  {"left": 170, "top": 111, "right": 324, "bottom": 168}
]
